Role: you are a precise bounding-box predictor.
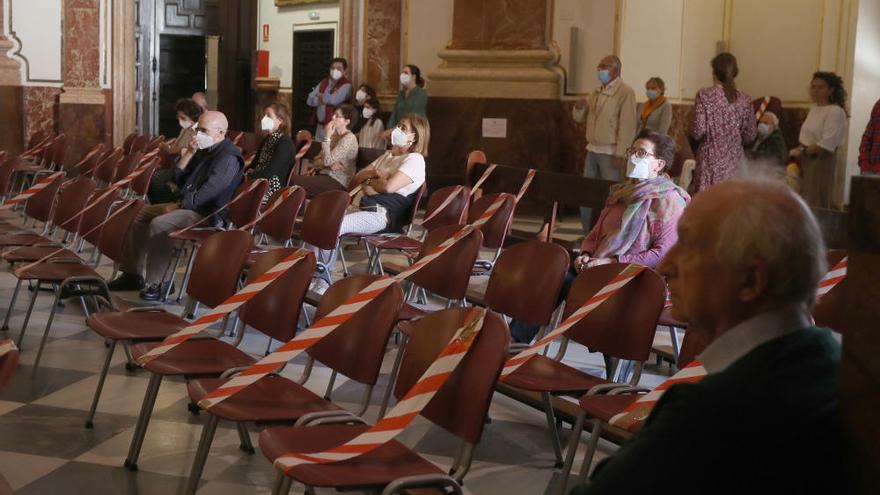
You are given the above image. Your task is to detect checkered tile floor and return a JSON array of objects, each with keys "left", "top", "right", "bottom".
[{"left": 0, "top": 213, "right": 679, "bottom": 494}]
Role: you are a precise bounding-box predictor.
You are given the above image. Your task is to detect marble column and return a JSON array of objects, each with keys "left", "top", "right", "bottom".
[
  {"left": 429, "top": 0, "right": 559, "bottom": 99},
  {"left": 57, "top": 0, "right": 106, "bottom": 163},
  {"left": 0, "top": 0, "right": 24, "bottom": 154},
  {"left": 363, "top": 0, "right": 403, "bottom": 103}
]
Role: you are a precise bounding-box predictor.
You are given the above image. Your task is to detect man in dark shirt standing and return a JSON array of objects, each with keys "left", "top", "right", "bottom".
[
  {"left": 108, "top": 110, "right": 243, "bottom": 300},
  {"left": 572, "top": 179, "right": 853, "bottom": 494}
]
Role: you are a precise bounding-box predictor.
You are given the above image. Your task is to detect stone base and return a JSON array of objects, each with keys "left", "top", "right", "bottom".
[
  {"left": 0, "top": 85, "right": 24, "bottom": 155},
  {"left": 58, "top": 102, "right": 106, "bottom": 165},
  {"left": 428, "top": 49, "right": 560, "bottom": 100}
]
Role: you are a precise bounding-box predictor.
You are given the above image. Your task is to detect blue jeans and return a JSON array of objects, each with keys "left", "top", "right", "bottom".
[{"left": 580, "top": 151, "right": 620, "bottom": 232}]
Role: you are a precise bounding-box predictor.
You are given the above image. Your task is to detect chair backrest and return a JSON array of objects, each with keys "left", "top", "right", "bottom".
[
  {"left": 0, "top": 341, "right": 19, "bottom": 392},
  {"left": 185, "top": 230, "right": 254, "bottom": 308},
  {"left": 356, "top": 146, "right": 385, "bottom": 171},
  {"left": 308, "top": 275, "right": 404, "bottom": 385},
  {"left": 395, "top": 308, "right": 509, "bottom": 444},
  {"left": 300, "top": 190, "right": 349, "bottom": 250},
  {"left": 27, "top": 130, "right": 51, "bottom": 151},
  {"left": 80, "top": 188, "right": 122, "bottom": 245},
  {"left": 227, "top": 179, "right": 269, "bottom": 228},
  {"left": 483, "top": 241, "right": 570, "bottom": 325},
  {"left": 122, "top": 132, "right": 138, "bottom": 154},
  {"left": 408, "top": 224, "right": 483, "bottom": 300},
  {"left": 677, "top": 330, "right": 708, "bottom": 368},
  {"left": 239, "top": 248, "right": 317, "bottom": 343},
  {"left": 50, "top": 134, "right": 67, "bottom": 169},
  {"left": 401, "top": 182, "right": 427, "bottom": 233},
  {"left": 94, "top": 152, "right": 123, "bottom": 184},
  {"left": 467, "top": 192, "right": 516, "bottom": 250},
  {"left": 259, "top": 186, "right": 307, "bottom": 244},
  {"left": 51, "top": 176, "right": 96, "bottom": 232},
  {"left": 227, "top": 130, "right": 244, "bottom": 145},
  {"left": 130, "top": 134, "right": 152, "bottom": 154},
  {"left": 812, "top": 249, "right": 847, "bottom": 333},
  {"left": 144, "top": 135, "right": 166, "bottom": 154},
  {"left": 96, "top": 199, "right": 144, "bottom": 261},
  {"left": 129, "top": 159, "right": 159, "bottom": 196},
  {"left": 113, "top": 151, "right": 143, "bottom": 184},
  {"left": 69, "top": 144, "right": 107, "bottom": 177},
  {"left": 421, "top": 185, "right": 470, "bottom": 231},
  {"left": 0, "top": 157, "right": 16, "bottom": 197},
  {"left": 24, "top": 173, "right": 66, "bottom": 223},
  {"left": 564, "top": 263, "right": 666, "bottom": 362}
]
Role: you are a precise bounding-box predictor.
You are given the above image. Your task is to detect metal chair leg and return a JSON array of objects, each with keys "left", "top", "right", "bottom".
[
  {"left": 2, "top": 278, "right": 23, "bottom": 331},
  {"left": 183, "top": 414, "right": 220, "bottom": 495},
  {"left": 236, "top": 421, "right": 254, "bottom": 453},
  {"left": 557, "top": 411, "right": 587, "bottom": 495},
  {"left": 575, "top": 419, "right": 604, "bottom": 484},
  {"left": 176, "top": 244, "right": 198, "bottom": 303},
  {"left": 161, "top": 248, "right": 184, "bottom": 302},
  {"left": 379, "top": 334, "right": 408, "bottom": 419},
  {"left": 272, "top": 472, "right": 293, "bottom": 495},
  {"left": 124, "top": 373, "right": 164, "bottom": 471},
  {"left": 338, "top": 243, "right": 349, "bottom": 277},
  {"left": 16, "top": 280, "right": 41, "bottom": 347},
  {"left": 32, "top": 285, "right": 63, "bottom": 372},
  {"left": 541, "top": 392, "right": 565, "bottom": 467},
  {"left": 86, "top": 340, "right": 117, "bottom": 428}
]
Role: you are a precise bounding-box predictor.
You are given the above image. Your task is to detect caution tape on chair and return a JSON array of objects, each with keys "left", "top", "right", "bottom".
[
  {"left": 469, "top": 164, "right": 497, "bottom": 198},
  {"left": 274, "top": 307, "right": 487, "bottom": 472},
  {"left": 755, "top": 96, "right": 771, "bottom": 120},
  {"left": 238, "top": 186, "right": 302, "bottom": 232},
  {"left": 608, "top": 360, "right": 707, "bottom": 431},
  {"left": 20, "top": 135, "right": 56, "bottom": 159},
  {"left": 816, "top": 256, "right": 846, "bottom": 298},
  {"left": 136, "top": 250, "right": 313, "bottom": 365},
  {"left": 0, "top": 171, "right": 65, "bottom": 211}
]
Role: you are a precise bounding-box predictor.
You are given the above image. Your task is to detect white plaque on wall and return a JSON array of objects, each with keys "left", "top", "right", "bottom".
[{"left": 482, "top": 118, "right": 507, "bottom": 139}]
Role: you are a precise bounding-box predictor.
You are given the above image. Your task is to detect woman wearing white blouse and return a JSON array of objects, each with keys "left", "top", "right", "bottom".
[{"left": 790, "top": 71, "right": 848, "bottom": 208}]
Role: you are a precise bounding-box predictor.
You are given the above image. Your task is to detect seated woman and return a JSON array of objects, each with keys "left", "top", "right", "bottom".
[
  {"left": 357, "top": 96, "right": 386, "bottom": 150},
  {"left": 290, "top": 104, "right": 358, "bottom": 198},
  {"left": 150, "top": 98, "right": 203, "bottom": 203},
  {"left": 309, "top": 113, "right": 429, "bottom": 292},
  {"left": 247, "top": 102, "right": 295, "bottom": 203},
  {"left": 510, "top": 130, "right": 690, "bottom": 343}
]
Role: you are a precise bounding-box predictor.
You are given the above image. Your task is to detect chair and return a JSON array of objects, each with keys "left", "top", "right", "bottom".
[
  {"left": 245, "top": 187, "right": 308, "bottom": 268},
  {"left": 356, "top": 146, "right": 385, "bottom": 171},
  {"left": 122, "top": 132, "right": 138, "bottom": 154},
  {"left": 0, "top": 340, "right": 19, "bottom": 391},
  {"left": 93, "top": 151, "right": 124, "bottom": 186},
  {"left": 129, "top": 134, "right": 152, "bottom": 154},
  {"left": 259, "top": 307, "right": 510, "bottom": 495},
  {"left": 812, "top": 249, "right": 847, "bottom": 333},
  {"left": 166, "top": 179, "right": 268, "bottom": 302},
  {"left": 296, "top": 190, "right": 350, "bottom": 281},
  {"left": 111, "top": 151, "right": 144, "bottom": 185},
  {"left": 0, "top": 155, "right": 18, "bottom": 203},
  {"left": 0, "top": 172, "right": 66, "bottom": 235},
  {"left": 84, "top": 229, "right": 254, "bottom": 428},
  {"left": 180, "top": 272, "right": 403, "bottom": 493},
  {"left": 467, "top": 192, "right": 516, "bottom": 275},
  {"left": 500, "top": 263, "right": 666, "bottom": 466},
  {"left": 0, "top": 176, "right": 95, "bottom": 248},
  {"left": 127, "top": 158, "right": 159, "bottom": 200}
]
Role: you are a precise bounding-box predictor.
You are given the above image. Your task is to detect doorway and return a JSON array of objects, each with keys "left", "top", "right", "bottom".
[
  {"left": 292, "top": 29, "right": 335, "bottom": 133},
  {"left": 158, "top": 34, "right": 207, "bottom": 138}
]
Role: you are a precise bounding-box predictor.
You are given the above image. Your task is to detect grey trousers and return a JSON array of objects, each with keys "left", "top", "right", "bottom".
[
  {"left": 580, "top": 151, "right": 620, "bottom": 232},
  {"left": 118, "top": 204, "right": 203, "bottom": 284}
]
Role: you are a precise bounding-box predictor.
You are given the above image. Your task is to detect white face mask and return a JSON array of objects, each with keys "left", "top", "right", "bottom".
[
  {"left": 179, "top": 118, "right": 193, "bottom": 129},
  {"left": 330, "top": 68, "right": 343, "bottom": 81},
  {"left": 757, "top": 123, "right": 771, "bottom": 137},
  {"left": 195, "top": 131, "right": 215, "bottom": 150},
  {"left": 399, "top": 73, "right": 412, "bottom": 86},
  {"left": 355, "top": 89, "right": 367, "bottom": 103},
  {"left": 362, "top": 107, "right": 377, "bottom": 119},
  {"left": 626, "top": 155, "right": 654, "bottom": 180},
  {"left": 390, "top": 127, "right": 414, "bottom": 147},
  {"left": 260, "top": 115, "right": 276, "bottom": 132}
]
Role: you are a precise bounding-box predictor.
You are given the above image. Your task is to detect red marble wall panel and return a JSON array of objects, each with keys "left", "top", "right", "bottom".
[
  {"left": 58, "top": 102, "right": 105, "bottom": 164},
  {"left": 0, "top": 85, "right": 23, "bottom": 155},
  {"left": 23, "top": 86, "right": 62, "bottom": 143},
  {"left": 64, "top": 0, "right": 101, "bottom": 87},
  {"left": 450, "top": 0, "right": 547, "bottom": 51},
  {"left": 365, "top": 0, "right": 402, "bottom": 97}
]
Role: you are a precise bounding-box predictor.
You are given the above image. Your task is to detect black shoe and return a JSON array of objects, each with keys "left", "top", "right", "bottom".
[
  {"left": 107, "top": 273, "right": 145, "bottom": 291},
  {"left": 139, "top": 281, "right": 174, "bottom": 301}
]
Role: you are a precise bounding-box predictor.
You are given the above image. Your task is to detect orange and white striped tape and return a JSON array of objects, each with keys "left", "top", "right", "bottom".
[
  {"left": 514, "top": 169, "right": 536, "bottom": 203},
  {"left": 137, "top": 250, "right": 312, "bottom": 365},
  {"left": 239, "top": 186, "right": 301, "bottom": 231},
  {"left": 608, "top": 360, "right": 706, "bottom": 431},
  {"left": 816, "top": 256, "right": 846, "bottom": 298},
  {"left": 171, "top": 178, "right": 267, "bottom": 236},
  {"left": 72, "top": 145, "right": 105, "bottom": 170},
  {"left": 500, "top": 264, "right": 646, "bottom": 379},
  {"left": 755, "top": 96, "right": 771, "bottom": 120},
  {"left": 0, "top": 339, "right": 17, "bottom": 357},
  {"left": 274, "top": 307, "right": 487, "bottom": 471},
  {"left": 469, "top": 164, "right": 497, "bottom": 198},
  {"left": 20, "top": 135, "right": 55, "bottom": 160},
  {"left": 0, "top": 171, "right": 65, "bottom": 210},
  {"left": 421, "top": 185, "right": 466, "bottom": 225}
]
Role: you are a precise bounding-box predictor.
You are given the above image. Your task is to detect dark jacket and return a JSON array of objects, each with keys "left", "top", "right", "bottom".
[
  {"left": 575, "top": 327, "right": 853, "bottom": 495},
  {"left": 175, "top": 138, "right": 243, "bottom": 223},
  {"left": 747, "top": 129, "right": 788, "bottom": 167}
]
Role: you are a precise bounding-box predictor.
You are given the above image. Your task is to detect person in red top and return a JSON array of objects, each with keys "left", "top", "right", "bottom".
[
  {"left": 858, "top": 98, "right": 880, "bottom": 175},
  {"left": 307, "top": 57, "right": 352, "bottom": 141}
]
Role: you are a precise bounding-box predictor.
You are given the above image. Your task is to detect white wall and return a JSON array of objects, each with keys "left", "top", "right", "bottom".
[
  {"left": 554, "top": 0, "right": 616, "bottom": 95},
  {"left": 257, "top": 0, "right": 341, "bottom": 89},
  {"left": 7, "top": 0, "right": 63, "bottom": 84}
]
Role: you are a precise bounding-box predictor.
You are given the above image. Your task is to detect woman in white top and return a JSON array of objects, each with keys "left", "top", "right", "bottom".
[
  {"left": 311, "top": 114, "right": 429, "bottom": 291},
  {"left": 789, "top": 71, "right": 848, "bottom": 208},
  {"left": 357, "top": 97, "right": 386, "bottom": 150}
]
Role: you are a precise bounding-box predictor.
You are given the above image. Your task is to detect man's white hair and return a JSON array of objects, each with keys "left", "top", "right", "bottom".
[
  {"left": 762, "top": 111, "right": 780, "bottom": 128},
  {"left": 714, "top": 179, "right": 827, "bottom": 306}
]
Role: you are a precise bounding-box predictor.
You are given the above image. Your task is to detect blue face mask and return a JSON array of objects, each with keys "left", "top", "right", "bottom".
[
  {"left": 598, "top": 70, "right": 612, "bottom": 85},
  {"left": 646, "top": 89, "right": 660, "bottom": 100}
]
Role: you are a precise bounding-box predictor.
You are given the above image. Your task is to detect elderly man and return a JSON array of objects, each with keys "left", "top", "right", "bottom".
[
  {"left": 109, "top": 111, "right": 244, "bottom": 300},
  {"left": 573, "top": 179, "right": 851, "bottom": 494},
  {"left": 307, "top": 57, "right": 352, "bottom": 141},
  {"left": 573, "top": 55, "right": 637, "bottom": 232},
  {"left": 191, "top": 91, "right": 209, "bottom": 111},
  {"left": 747, "top": 111, "right": 788, "bottom": 166}
]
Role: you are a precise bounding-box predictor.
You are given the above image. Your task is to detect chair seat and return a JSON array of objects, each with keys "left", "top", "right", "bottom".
[
  {"left": 396, "top": 303, "right": 427, "bottom": 322},
  {"left": 304, "top": 289, "right": 322, "bottom": 308},
  {"left": 132, "top": 339, "right": 255, "bottom": 376},
  {"left": 87, "top": 310, "right": 187, "bottom": 341},
  {"left": 0, "top": 233, "right": 51, "bottom": 247},
  {"left": 169, "top": 228, "right": 222, "bottom": 243},
  {"left": 502, "top": 354, "right": 610, "bottom": 393},
  {"left": 187, "top": 374, "right": 340, "bottom": 422},
  {"left": 260, "top": 424, "right": 443, "bottom": 489},
  {"left": 244, "top": 249, "right": 269, "bottom": 268},
  {"left": 363, "top": 235, "right": 421, "bottom": 251},
  {"left": 578, "top": 394, "right": 640, "bottom": 422},
  {"left": 17, "top": 261, "right": 100, "bottom": 282},
  {"left": 3, "top": 245, "right": 78, "bottom": 263},
  {"left": 657, "top": 308, "right": 688, "bottom": 328}
]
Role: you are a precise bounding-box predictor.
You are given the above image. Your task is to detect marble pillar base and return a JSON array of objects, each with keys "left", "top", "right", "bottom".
[
  {"left": 0, "top": 85, "right": 24, "bottom": 155},
  {"left": 58, "top": 102, "right": 106, "bottom": 166},
  {"left": 428, "top": 49, "right": 560, "bottom": 100}
]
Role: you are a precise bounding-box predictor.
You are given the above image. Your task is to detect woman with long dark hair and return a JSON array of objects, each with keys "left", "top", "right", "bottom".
[
  {"left": 690, "top": 52, "right": 757, "bottom": 192},
  {"left": 247, "top": 102, "right": 295, "bottom": 203},
  {"left": 789, "top": 71, "right": 848, "bottom": 208}
]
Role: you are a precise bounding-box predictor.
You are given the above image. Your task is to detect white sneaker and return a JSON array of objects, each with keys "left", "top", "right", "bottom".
[{"left": 309, "top": 278, "right": 330, "bottom": 295}]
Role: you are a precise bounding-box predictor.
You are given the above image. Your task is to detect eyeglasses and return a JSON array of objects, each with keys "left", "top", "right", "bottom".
[
  {"left": 626, "top": 147, "right": 657, "bottom": 159},
  {"left": 196, "top": 126, "right": 224, "bottom": 134}
]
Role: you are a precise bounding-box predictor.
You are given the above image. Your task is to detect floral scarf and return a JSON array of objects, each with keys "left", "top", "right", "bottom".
[
  {"left": 593, "top": 175, "right": 690, "bottom": 259},
  {"left": 248, "top": 132, "right": 282, "bottom": 203}
]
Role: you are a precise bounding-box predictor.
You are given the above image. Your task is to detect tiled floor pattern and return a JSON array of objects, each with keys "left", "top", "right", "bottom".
[{"left": 0, "top": 213, "right": 678, "bottom": 494}]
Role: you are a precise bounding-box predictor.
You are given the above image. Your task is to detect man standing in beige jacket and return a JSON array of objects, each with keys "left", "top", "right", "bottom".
[{"left": 573, "top": 55, "right": 638, "bottom": 232}]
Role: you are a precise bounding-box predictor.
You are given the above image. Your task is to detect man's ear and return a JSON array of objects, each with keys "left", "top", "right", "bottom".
[{"left": 738, "top": 258, "right": 769, "bottom": 303}]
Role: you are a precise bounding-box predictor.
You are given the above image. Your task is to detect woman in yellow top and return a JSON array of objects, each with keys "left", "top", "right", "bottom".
[{"left": 637, "top": 77, "right": 672, "bottom": 135}]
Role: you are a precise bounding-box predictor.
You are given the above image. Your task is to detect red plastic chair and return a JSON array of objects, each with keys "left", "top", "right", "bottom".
[
  {"left": 296, "top": 190, "right": 350, "bottom": 282},
  {"left": 259, "top": 307, "right": 510, "bottom": 495},
  {"left": 467, "top": 192, "right": 516, "bottom": 275}
]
